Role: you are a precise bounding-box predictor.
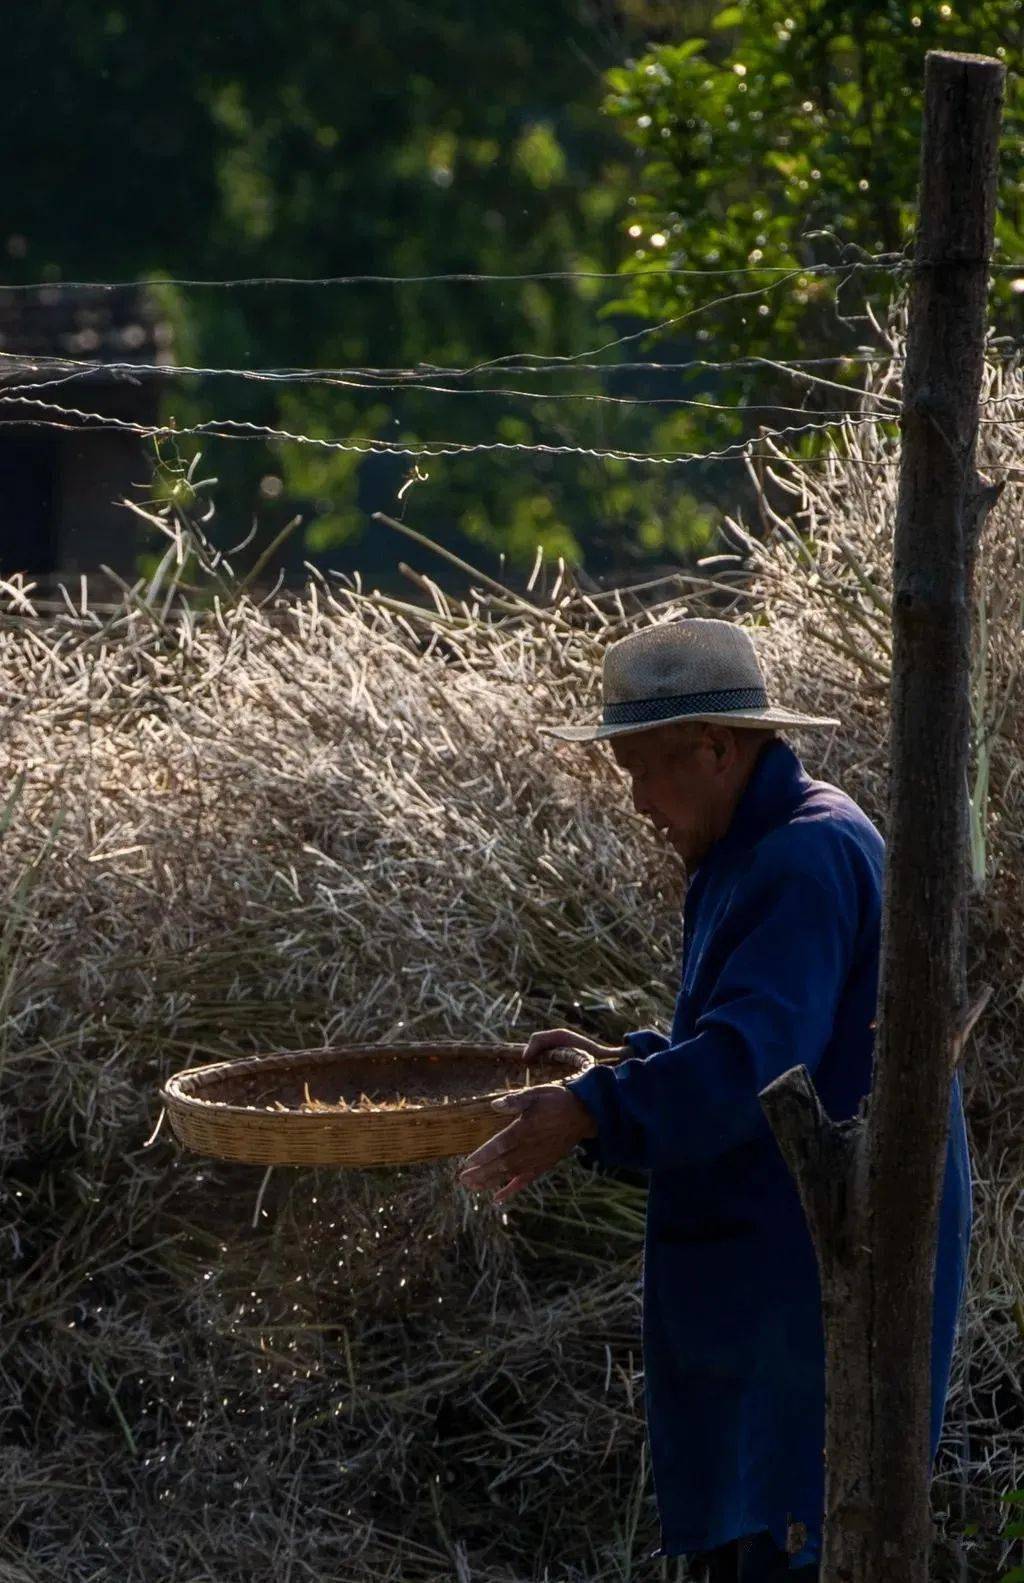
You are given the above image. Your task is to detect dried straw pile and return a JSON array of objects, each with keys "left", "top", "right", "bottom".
[{"left": 1, "top": 346, "right": 1022, "bottom": 1582}]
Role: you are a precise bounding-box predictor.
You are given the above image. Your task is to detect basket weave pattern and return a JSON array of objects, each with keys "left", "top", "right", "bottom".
[{"left": 161, "top": 1041, "right": 595, "bottom": 1166}]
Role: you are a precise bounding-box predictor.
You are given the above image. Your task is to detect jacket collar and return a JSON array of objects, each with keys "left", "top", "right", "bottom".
[{"left": 693, "top": 737, "right": 810, "bottom": 877}]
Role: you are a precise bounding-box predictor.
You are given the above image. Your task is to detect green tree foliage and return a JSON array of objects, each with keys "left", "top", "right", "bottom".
[
  {"left": 5, "top": 4, "right": 1021, "bottom": 587},
  {"left": 602, "top": 0, "right": 1024, "bottom": 434}
]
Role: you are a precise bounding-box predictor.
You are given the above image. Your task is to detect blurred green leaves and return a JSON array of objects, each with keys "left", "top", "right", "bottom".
[
  {"left": 10, "top": 0, "right": 702, "bottom": 588},
  {"left": 514, "top": 124, "right": 568, "bottom": 190}
]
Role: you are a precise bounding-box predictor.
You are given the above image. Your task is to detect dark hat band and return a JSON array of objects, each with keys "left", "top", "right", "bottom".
[{"left": 602, "top": 685, "right": 768, "bottom": 727}]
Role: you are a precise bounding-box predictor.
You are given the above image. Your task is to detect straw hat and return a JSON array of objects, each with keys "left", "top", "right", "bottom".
[{"left": 540, "top": 618, "right": 840, "bottom": 742}]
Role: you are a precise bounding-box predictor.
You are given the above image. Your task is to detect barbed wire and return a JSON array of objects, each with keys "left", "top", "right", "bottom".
[
  {"left": 0, "top": 262, "right": 884, "bottom": 420},
  {"left": 0, "top": 262, "right": 907, "bottom": 291},
  {"left": 0, "top": 266, "right": 828, "bottom": 399},
  {"left": 0, "top": 254, "right": 914, "bottom": 439},
  {"left": 0, "top": 360, "right": 900, "bottom": 420},
  {"left": 0, "top": 260, "right": 905, "bottom": 415},
  {"left": 6, "top": 390, "right": 1024, "bottom": 486},
  {"left": 0, "top": 347, "right": 910, "bottom": 380},
  {"left": 1, "top": 261, "right": 1021, "bottom": 481},
  {"left": 0, "top": 388, "right": 899, "bottom": 466},
  {"left": 9, "top": 345, "right": 1024, "bottom": 416},
  {"left": 15, "top": 373, "right": 1024, "bottom": 416},
  {"left": 3, "top": 346, "right": 1022, "bottom": 389},
  {"left": 0, "top": 257, "right": 1015, "bottom": 409},
  {"left": 1, "top": 255, "right": 1024, "bottom": 292}
]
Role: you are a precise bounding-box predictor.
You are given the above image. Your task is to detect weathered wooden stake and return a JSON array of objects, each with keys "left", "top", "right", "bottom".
[{"left": 761, "top": 50, "right": 1004, "bottom": 1583}]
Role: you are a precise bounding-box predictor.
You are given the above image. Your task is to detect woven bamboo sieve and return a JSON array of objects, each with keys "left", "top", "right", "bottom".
[{"left": 160, "top": 1041, "right": 596, "bottom": 1166}]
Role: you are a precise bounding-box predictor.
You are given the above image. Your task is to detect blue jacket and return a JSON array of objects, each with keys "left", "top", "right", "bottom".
[{"left": 564, "top": 737, "right": 971, "bottom": 1568}]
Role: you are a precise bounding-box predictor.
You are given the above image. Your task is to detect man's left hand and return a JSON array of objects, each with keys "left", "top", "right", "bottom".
[{"left": 458, "top": 1084, "right": 598, "bottom": 1204}]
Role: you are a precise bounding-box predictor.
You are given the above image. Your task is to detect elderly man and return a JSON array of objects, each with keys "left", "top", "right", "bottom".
[{"left": 459, "top": 618, "right": 971, "bottom": 1582}]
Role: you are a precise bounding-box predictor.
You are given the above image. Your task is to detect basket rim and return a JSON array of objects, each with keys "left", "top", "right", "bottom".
[{"left": 160, "top": 1040, "right": 594, "bottom": 1121}]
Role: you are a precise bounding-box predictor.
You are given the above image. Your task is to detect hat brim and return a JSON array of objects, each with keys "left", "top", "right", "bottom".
[{"left": 539, "top": 704, "right": 840, "bottom": 742}]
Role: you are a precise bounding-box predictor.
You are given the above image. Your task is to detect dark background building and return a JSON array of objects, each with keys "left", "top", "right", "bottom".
[{"left": 0, "top": 285, "right": 174, "bottom": 590}]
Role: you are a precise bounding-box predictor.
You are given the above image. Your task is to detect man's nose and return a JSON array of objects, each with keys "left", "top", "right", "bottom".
[{"left": 631, "top": 781, "right": 649, "bottom": 816}]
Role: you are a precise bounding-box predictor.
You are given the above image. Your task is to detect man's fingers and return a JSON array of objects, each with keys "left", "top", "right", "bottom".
[
  {"left": 457, "top": 1116, "right": 526, "bottom": 1188},
  {"left": 522, "top": 1028, "right": 578, "bottom": 1061},
  {"left": 457, "top": 1087, "right": 582, "bottom": 1197},
  {"left": 459, "top": 1159, "right": 514, "bottom": 1191},
  {"left": 461, "top": 1120, "right": 518, "bottom": 1172},
  {"left": 493, "top": 1172, "right": 538, "bottom": 1204}
]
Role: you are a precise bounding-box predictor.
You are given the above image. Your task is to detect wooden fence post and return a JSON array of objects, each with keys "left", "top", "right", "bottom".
[{"left": 761, "top": 49, "right": 1004, "bottom": 1583}]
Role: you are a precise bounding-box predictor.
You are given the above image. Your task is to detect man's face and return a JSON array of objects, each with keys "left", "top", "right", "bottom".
[{"left": 610, "top": 722, "right": 741, "bottom": 869}]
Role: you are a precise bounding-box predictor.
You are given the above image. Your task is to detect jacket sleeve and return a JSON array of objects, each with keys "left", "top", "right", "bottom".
[
  {"left": 573, "top": 1027, "right": 667, "bottom": 1172},
  {"left": 623, "top": 1027, "right": 671, "bottom": 1059},
  {"left": 564, "top": 844, "right": 857, "bottom": 1173}
]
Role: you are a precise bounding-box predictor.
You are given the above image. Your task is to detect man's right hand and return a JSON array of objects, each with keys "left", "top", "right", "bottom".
[{"left": 520, "top": 1027, "right": 627, "bottom": 1065}]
